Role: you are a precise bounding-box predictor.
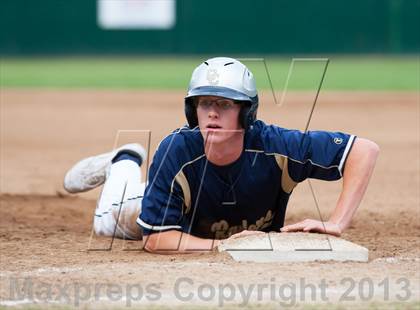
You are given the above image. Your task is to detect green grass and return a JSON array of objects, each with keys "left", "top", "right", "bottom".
[{"left": 0, "top": 56, "right": 418, "bottom": 90}]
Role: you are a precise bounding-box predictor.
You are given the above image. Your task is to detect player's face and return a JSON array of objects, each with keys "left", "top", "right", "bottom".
[{"left": 195, "top": 96, "right": 242, "bottom": 144}]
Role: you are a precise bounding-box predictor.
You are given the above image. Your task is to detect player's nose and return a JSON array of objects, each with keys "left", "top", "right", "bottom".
[{"left": 208, "top": 108, "right": 219, "bottom": 119}]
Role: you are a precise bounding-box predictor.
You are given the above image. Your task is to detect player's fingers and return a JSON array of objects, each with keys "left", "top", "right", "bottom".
[
  {"left": 282, "top": 219, "right": 320, "bottom": 232},
  {"left": 302, "top": 222, "right": 341, "bottom": 236},
  {"left": 281, "top": 221, "right": 307, "bottom": 232},
  {"left": 303, "top": 223, "right": 320, "bottom": 232},
  {"left": 245, "top": 230, "right": 265, "bottom": 234},
  {"left": 229, "top": 230, "right": 264, "bottom": 239},
  {"left": 237, "top": 230, "right": 265, "bottom": 237}
]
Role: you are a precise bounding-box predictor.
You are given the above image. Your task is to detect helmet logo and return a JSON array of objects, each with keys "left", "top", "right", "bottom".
[{"left": 206, "top": 69, "right": 219, "bottom": 85}]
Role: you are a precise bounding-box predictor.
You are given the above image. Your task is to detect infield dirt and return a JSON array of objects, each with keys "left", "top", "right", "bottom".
[{"left": 0, "top": 90, "right": 419, "bottom": 308}]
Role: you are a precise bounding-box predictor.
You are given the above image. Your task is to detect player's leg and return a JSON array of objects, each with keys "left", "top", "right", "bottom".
[
  {"left": 93, "top": 158, "right": 145, "bottom": 239},
  {"left": 64, "top": 144, "right": 147, "bottom": 239}
]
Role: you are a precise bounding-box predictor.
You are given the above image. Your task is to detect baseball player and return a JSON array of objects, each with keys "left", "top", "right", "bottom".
[{"left": 64, "top": 57, "right": 379, "bottom": 254}]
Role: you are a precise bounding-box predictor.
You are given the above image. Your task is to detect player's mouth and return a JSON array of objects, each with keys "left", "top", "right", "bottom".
[{"left": 206, "top": 124, "right": 222, "bottom": 131}]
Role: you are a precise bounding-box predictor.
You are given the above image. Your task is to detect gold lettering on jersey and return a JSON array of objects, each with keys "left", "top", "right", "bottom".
[{"left": 210, "top": 210, "right": 274, "bottom": 239}]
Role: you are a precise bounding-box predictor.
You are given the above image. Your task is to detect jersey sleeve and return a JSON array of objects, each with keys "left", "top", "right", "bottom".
[
  {"left": 261, "top": 124, "right": 356, "bottom": 183},
  {"left": 137, "top": 134, "right": 191, "bottom": 235}
]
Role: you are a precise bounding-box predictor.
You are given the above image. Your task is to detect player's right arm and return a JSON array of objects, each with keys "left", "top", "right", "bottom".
[
  {"left": 144, "top": 229, "right": 266, "bottom": 254},
  {"left": 143, "top": 230, "right": 219, "bottom": 254},
  {"left": 137, "top": 130, "right": 219, "bottom": 253}
]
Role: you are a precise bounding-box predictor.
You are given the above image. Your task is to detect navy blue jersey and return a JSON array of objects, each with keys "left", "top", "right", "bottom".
[{"left": 137, "top": 120, "right": 356, "bottom": 239}]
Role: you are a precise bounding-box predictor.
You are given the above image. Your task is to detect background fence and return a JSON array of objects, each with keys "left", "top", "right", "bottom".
[{"left": 1, "top": 0, "right": 419, "bottom": 55}]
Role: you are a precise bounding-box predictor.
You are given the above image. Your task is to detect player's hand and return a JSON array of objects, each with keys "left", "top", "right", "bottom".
[
  {"left": 216, "top": 230, "right": 265, "bottom": 251},
  {"left": 280, "top": 219, "right": 342, "bottom": 236},
  {"left": 227, "top": 229, "right": 266, "bottom": 240}
]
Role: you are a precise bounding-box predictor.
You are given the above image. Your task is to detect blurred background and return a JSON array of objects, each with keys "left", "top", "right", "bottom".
[
  {"left": 1, "top": 0, "right": 419, "bottom": 55},
  {"left": 0, "top": 0, "right": 418, "bottom": 90}
]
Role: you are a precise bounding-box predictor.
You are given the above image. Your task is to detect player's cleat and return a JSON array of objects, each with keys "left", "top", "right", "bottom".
[{"left": 63, "top": 143, "right": 147, "bottom": 193}]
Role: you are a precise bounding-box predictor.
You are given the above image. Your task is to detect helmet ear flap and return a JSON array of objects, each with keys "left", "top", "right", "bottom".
[
  {"left": 238, "top": 105, "right": 249, "bottom": 129},
  {"left": 238, "top": 98, "right": 258, "bottom": 130},
  {"left": 185, "top": 98, "right": 198, "bottom": 128},
  {"left": 247, "top": 99, "right": 258, "bottom": 128}
]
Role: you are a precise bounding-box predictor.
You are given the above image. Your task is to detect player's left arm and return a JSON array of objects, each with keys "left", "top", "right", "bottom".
[{"left": 281, "top": 137, "right": 380, "bottom": 236}]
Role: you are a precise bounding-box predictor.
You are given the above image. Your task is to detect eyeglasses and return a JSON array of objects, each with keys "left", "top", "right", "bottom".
[{"left": 195, "top": 98, "right": 237, "bottom": 110}]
